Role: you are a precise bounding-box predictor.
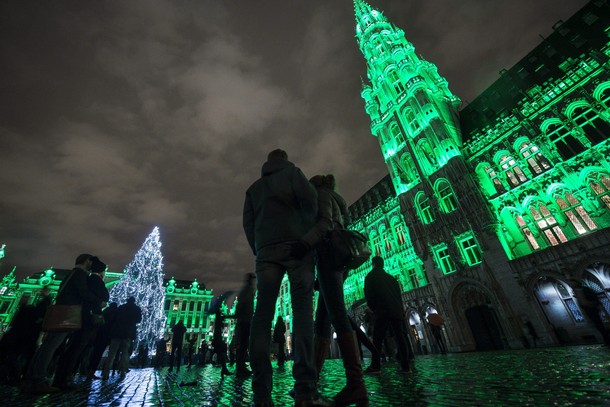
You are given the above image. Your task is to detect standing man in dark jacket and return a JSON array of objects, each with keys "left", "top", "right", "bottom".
[
  {"left": 243, "top": 149, "right": 329, "bottom": 407},
  {"left": 363, "top": 256, "right": 413, "bottom": 375},
  {"left": 87, "top": 302, "right": 118, "bottom": 378},
  {"left": 53, "top": 257, "right": 110, "bottom": 388},
  {"left": 102, "top": 297, "right": 142, "bottom": 379},
  {"left": 168, "top": 321, "right": 186, "bottom": 372},
  {"left": 26, "top": 254, "right": 105, "bottom": 393},
  {"left": 234, "top": 272, "right": 256, "bottom": 377}
]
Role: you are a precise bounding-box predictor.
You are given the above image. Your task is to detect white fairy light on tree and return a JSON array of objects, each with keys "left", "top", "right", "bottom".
[{"left": 110, "top": 226, "right": 166, "bottom": 354}]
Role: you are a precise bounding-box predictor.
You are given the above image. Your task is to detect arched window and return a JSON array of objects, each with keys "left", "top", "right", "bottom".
[
  {"left": 530, "top": 205, "right": 568, "bottom": 246},
  {"left": 588, "top": 172, "right": 610, "bottom": 210},
  {"left": 418, "top": 140, "right": 436, "bottom": 170},
  {"left": 555, "top": 192, "right": 597, "bottom": 234},
  {"left": 389, "top": 122, "right": 404, "bottom": 144},
  {"left": 436, "top": 180, "right": 458, "bottom": 213},
  {"left": 519, "top": 142, "right": 551, "bottom": 175},
  {"left": 415, "top": 192, "right": 434, "bottom": 224},
  {"left": 388, "top": 70, "right": 404, "bottom": 95},
  {"left": 393, "top": 221, "right": 407, "bottom": 245},
  {"left": 515, "top": 214, "right": 540, "bottom": 250},
  {"left": 545, "top": 122, "right": 586, "bottom": 160},
  {"left": 571, "top": 105, "right": 610, "bottom": 146},
  {"left": 380, "top": 226, "right": 392, "bottom": 252},
  {"left": 371, "top": 233, "right": 382, "bottom": 257},
  {"left": 499, "top": 155, "right": 528, "bottom": 187},
  {"left": 405, "top": 109, "right": 420, "bottom": 133},
  {"left": 484, "top": 166, "right": 505, "bottom": 194},
  {"left": 556, "top": 282, "right": 584, "bottom": 322}
]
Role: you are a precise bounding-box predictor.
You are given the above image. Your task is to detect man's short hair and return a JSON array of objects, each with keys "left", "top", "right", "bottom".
[
  {"left": 127, "top": 296, "right": 136, "bottom": 304},
  {"left": 372, "top": 256, "right": 384, "bottom": 268},
  {"left": 75, "top": 254, "right": 93, "bottom": 266},
  {"left": 267, "top": 149, "right": 288, "bottom": 161}
]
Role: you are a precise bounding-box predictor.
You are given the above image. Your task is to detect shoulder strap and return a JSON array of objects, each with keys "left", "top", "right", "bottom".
[{"left": 56, "top": 269, "right": 78, "bottom": 297}]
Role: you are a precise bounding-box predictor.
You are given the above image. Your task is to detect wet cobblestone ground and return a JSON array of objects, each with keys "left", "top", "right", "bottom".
[{"left": 1, "top": 345, "right": 609, "bottom": 406}]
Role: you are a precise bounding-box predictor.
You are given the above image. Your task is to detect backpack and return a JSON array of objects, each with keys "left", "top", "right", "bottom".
[{"left": 328, "top": 228, "right": 372, "bottom": 270}]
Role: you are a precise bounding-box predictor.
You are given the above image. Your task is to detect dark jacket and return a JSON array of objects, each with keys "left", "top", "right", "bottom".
[
  {"left": 243, "top": 158, "right": 317, "bottom": 254},
  {"left": 235, "top": 283, "right": 255, "bottom": 323},
  {"left": 172, "top": 322, "right": 187, "bottom": 345},
  {"left": 109, "top": 302, "right": 142, "bottom": 339},
  {"left": 102, "top": 304, "right": 119, "bottom": 336},
  {"left": 55, "top": 266, "right": 103, "bottom": 307},
  {"left": 83, "top": 273, "right": 110, "bottom": 327},
  {"left": 273, "top": 320, "right": 286, "bottom": 344},
  {"left": 364, "top": 266, "right": 405, "bottom": 320},
  {"left": 302, "top": 186, "right": 348, "bottom": 248}
]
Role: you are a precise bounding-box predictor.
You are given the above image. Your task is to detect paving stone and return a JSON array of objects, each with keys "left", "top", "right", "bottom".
[{"left": 1, "top": 345, "right": 608, "bottom": 406}]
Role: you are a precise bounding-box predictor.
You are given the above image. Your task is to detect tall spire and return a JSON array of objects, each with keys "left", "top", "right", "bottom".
[{"left": 353, "top": 1, "right": 462, "bottom": 195}]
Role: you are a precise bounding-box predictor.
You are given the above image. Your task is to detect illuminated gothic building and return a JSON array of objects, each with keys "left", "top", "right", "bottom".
[{"left": 275, "top": 0, "right": 610, "bottom": 354}]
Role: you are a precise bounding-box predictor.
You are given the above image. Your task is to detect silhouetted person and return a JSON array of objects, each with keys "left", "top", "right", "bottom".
[
  {"left": 26, "top": 254, "right": 105, "bottom": 394},
  {"left": 524, "top": 320, "right": 539, "bottom": 348},
  {"left": 244, "top": 149, "right": 329, "bottom": 407},
  {"left": 88, "top": 301, "right": 118, "bottom": 378},
  {"left": 168, "top": 321, "right": 186, "bottom": 372},
  {"left": 0, "top": 287, "right": 51, "bottom": 384},
  {"left": 53, "top": 257, "right": 109, "bottom": 389},
  {"left": 364, "top": 256, "right": 413, "bottom": 374},
  {"left": 154, "top": 337, "right": 168, "bottom": 369},
  {"left": 273, "top": 316, "right": 287, "bottom": 370},
  {"left": 211, "top": 308, "right": 232, "bottom": 377},
  {"left": 137, "top": 341, "right": 149, "bottom": 368},
  {"left": 235, "top": 272, "right": 256, "bottom": 377},
  {"left": 102, "top": 296, "right": 142, "bottom": 379},
  {"left": 569, "top": 279, "right": 610, "bottom": 345},
  {"left": 299, "top": 174, "right": 368, "bottom": 406},
  {"left": 186, "top": 336, "right": 196, "bottom": 368}
]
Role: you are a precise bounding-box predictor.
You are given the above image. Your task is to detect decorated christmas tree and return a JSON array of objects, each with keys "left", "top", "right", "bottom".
[{"left": 110, "top": 227, "right": 166, "bottom": 354}]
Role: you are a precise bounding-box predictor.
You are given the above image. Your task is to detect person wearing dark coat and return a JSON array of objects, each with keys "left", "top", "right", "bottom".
[
  {"left": 168, "top": 321, "right": 186, "bottom": 372},
  {"left": 26, "top": 254, "right": 105, "bottom": 394},
  {"left": 272, "top": 316, "right": 287, "bottom": 369},
  {"left": 363, "top": 256, "right": 413, "bottom": 375},
  {"left": 87, "top": 302, "right": 118, "bottom": 378},
  {"left": 235, "top": 272, "right": 256, "bottom": 377},
  {"left": 298, "top": 174, "right": 369, "bottom": 407},
  {"left": 0, "top": 288, "right": 51, "bottom": 384},
  {"left": 243, "top": 149, "right": 328, "bottom": 407},
  {"left": 53, "top": 257, "right": 110, "bottom": 388},
  {"left": 212, "top": 309, "right": 232, "bottom": 377},
  {"left": 102, "top": 297, "right": 142, "bottom": 379}
]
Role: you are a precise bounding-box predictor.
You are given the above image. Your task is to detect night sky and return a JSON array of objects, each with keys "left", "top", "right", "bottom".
[{"left": 0, "top": 0, "right": 588, "bottom": 294}]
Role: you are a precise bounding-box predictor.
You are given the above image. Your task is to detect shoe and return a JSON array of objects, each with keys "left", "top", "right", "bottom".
[
  {"left": 25, "top": 382, "right": 61, "bottom": 394},
  {"left": 294, "top": 396, "right": 334, "bottom": 407},
  {"left": 363, "top": 366, "right": 381, "bottom": 376}
]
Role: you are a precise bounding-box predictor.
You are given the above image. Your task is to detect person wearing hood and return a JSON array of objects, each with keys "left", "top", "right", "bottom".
[
  {"left": 243, "top": 149, "right": 330, "bottom": 407},
  {"left": 296, "top": 174, "right": 369, "bottom": 407}
]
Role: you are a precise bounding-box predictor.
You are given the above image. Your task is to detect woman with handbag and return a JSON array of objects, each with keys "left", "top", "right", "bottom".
[{"left": 296, "top": 174, "right": 369, "bottom": 407}]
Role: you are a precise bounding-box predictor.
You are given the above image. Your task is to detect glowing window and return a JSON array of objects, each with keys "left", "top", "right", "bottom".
[
  {"left": 519, "top": 142, "right": 551, "bottom": 175},
  {"left": 571, "top": 106, "right": 610, "bottom": 145},
  {"left": 485, "top": 166, "right": 505, "bottom": 194},
  {"left": 556, "top": 282, "right": 584, "bottom": 322},
  {"left": 388, "top": 70, "right": 404, "bottom": 94},
  {"left": 436, "top": 180, "right": 458, "bottom": 213},
  {"left": 415, "top": 193, "right": 434, "bottom": 224},
  {"left": 555, "top": 192, "right": 597, "bottom": 234},
  {"left": 588, "top": 172, "right": 610, "bottom": 210},
  {"left": 499, "top": 155, "right": 528, "bottom": 187},
  {"left": 530, "top": 205, "right": 568, "bottom": 246},
  {"left": 394, "top": 223, "right": 406, "bottom": 245},
  {"left": 545, "top": 122, "right": 586, "bottom": 160},
  {"left": 457, "top": 234, "right": 483, "bottom": 266},
  {"left": 433, "top": 244, "right": 455, "bottom": 274}
]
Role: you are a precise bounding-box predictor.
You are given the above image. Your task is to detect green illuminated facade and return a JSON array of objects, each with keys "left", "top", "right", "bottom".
[{"left": 279, "top": 0, "right": 610, "bottom": 354}]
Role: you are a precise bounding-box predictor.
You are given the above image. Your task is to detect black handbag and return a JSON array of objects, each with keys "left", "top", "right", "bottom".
[
  {"left": 42, "top": 270, "right": 83, "bottom": 332},
  {"left": 328, "top": 228, "right": 372, "bottom": 270}
]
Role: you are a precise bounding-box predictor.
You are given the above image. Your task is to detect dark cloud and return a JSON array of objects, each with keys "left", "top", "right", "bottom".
[{"left": 0, "top": 0, "right": 588, "bottom": 293}]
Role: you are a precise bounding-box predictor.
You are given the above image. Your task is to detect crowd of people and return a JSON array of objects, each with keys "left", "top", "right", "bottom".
[{"left": 0, "top": 254, "right": 142, "bottom": 393}]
